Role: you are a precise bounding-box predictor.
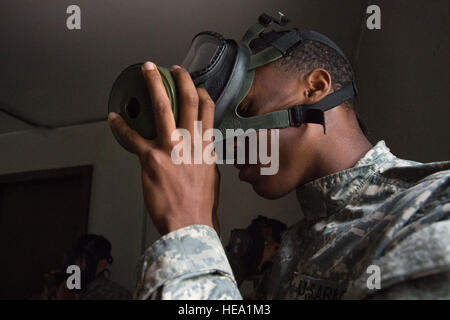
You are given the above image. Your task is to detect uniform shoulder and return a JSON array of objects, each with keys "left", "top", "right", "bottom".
[
  {"left": 379, "top": 159, "right": 450, "bottom": 184},
  {"left": 345, "top": 220, "right": 450, "bottom": 299}
]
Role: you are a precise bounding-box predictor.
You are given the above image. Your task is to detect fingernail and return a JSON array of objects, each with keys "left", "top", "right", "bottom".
[
  {"left": 108, "top": 112, "right": 118, "bottom": 121},
  {"left": 171, "top": 65, "right": 181, "bottom": 71},
  {"left": 142, "top": 61, "right": 155, "bottom": 71}
]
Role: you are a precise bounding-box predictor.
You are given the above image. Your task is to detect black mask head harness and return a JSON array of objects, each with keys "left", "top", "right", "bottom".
[{"left": 220, "top": 12, "right": 358, "bottom": 135}]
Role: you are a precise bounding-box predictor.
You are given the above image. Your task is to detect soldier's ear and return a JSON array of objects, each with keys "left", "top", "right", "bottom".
[{"left": 303, "top": 68, "right": 332, "bottom": 104}]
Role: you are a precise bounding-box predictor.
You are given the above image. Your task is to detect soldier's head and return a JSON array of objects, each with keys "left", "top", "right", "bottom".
[
  {"left": 63, "top": 234, "right": 113, "bottom": 289},
  {"left": 235, "top": 31, "right": 367, "bottom": 199},
  {"left": 226, "top": 215, "right": 287, "bottom": 284}
]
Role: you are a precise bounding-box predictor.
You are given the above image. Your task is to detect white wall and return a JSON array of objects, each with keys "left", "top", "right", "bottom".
[
  {"left": 0, "top": 122, "right": 144, "bottom": 291},
  {"left": 355, "top": 0, "right": 450, "bottom": 162}
]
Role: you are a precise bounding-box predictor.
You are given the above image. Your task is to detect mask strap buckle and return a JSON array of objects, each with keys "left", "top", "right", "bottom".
[
  {"left": 242, "top": 12, "right": 290, "bottom": 46},
  {"left": 289, "top": 107, "right": 326, "bottom": 133},
  {"left": 259, "top": 12, "right": 290, "bottom": 27},
  {"left": 288, "top": 82, "right": 358, "bottom": 134},
  {"left": 248, "top": 29, "right": 302, "bottom": 70}
]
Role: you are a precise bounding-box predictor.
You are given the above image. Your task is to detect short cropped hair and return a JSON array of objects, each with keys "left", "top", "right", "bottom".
[{"left": 249, "top": 30, "right": 355, "bottom": 107}]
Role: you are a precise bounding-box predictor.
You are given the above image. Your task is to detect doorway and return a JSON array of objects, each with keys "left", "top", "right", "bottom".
[{"left": 0, "top": 166, "right": 92, "bottom": 299}]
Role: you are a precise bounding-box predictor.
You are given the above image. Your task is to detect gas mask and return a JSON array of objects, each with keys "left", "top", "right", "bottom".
[
  {"left": 108, "top": 13, "right": 357, "bottom": 151},
  {"left": 225, "top": 215, "right": 287, "bottom": 285}
]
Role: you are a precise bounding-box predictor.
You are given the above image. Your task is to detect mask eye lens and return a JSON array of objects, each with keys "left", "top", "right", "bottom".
[
  {"left": 182, "top": 33, "right": 225, "bottom": 74},
  {"left": 126, "top": 97, "right": 140, "bottom": 119}
]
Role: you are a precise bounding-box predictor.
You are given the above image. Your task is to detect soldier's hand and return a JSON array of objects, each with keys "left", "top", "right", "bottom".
[
  {"left": 109, "top": 62, "right": 219, "bottom": 235},
  {"left": 212, "top": 166, "right": 221, "bottom": 236}
]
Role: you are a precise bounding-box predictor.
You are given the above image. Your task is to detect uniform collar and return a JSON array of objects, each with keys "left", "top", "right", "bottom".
[{"left": 296, "top": 141, "right": 393, "bottom": 223}]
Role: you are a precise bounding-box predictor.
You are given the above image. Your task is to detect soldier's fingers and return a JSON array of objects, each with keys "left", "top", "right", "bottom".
[
  {"left": 108, "top": 112, "right": 151, "bottom": 155},
  {"left": 171, "top": 66, "right": 198, "bottom": 135},
  {"left": 141, "top": 62, "right": 176, "bottom": 146},
  {"left": 197, "top": 88, "right": 215, "bottom": 141}
]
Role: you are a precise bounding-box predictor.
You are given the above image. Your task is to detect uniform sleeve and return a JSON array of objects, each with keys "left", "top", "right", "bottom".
[{"left": 133, "top": 224, "right": 243, "bottom": 300}]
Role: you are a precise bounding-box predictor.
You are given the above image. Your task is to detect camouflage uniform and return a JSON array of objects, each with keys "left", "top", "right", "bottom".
[
  {"left": 134, "top": 141, "right": 450, "bottom": 300},
  {"left": 80, "top": 273, "right": 131, "bottom": 300}
]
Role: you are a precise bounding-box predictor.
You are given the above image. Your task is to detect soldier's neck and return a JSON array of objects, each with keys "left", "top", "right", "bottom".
[{"left": 308, "top": 115, "right": 373, "bottom": 183}]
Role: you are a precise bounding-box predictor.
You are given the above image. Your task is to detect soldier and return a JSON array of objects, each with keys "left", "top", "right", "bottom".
[
  {"left": 225, "top": 215, "right": 287, "bottom": 299},
  {"left": 61, "top": 234, "right": 131, "bottom": 300},
  {"left": 108, "top": 27, "right": 450, "bottom": 299}
]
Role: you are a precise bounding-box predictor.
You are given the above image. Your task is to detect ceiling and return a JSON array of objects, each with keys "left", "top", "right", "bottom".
[{"left": 0, "top": 0, "right": 366, "bottom": 134}]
